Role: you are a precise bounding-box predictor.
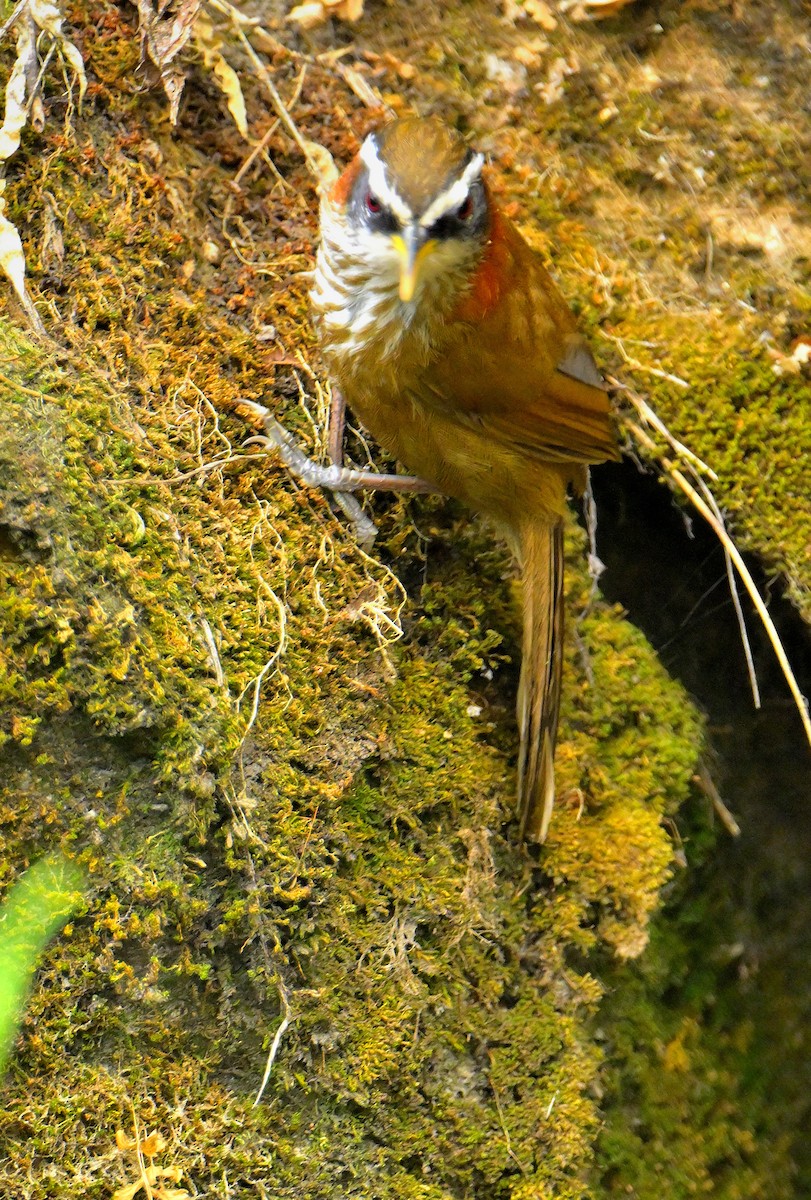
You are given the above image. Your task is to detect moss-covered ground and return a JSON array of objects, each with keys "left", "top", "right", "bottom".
[{"left": 0, "top": 0, "right": 808, "bottom": 1195}]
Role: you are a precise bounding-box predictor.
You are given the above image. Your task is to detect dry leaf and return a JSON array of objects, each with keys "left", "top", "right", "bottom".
[
  {"left": 112, "top": 1184, "right": 143, "bottom": 1200},
  {"left": 0, "top": 201, "right": 31, "bottom": 314},
  {"left": 288, "top": 0, "right": 364, "bottom": 28},
  {"left": 0, "top": 21, "right": 43, "bottom": 331},
  {"left": 0, "top": 0, "right": 88, "bottom": 330},
  {"left": 512, "top": 38, "right": 548, "bottom": 70},
  {"left": 523, "top": 0, "right": 557, "bottom": 30},
  {"left": 139, "top": 1131, "right": 167, "bottom": 1157},
  {"left": 288, "top": 2, "right": 325, "bottom": 28},
  {"left": 791, "top": 337, "right": 811, "bottom": 367},
  {"left": 503, "top": 0, "right": 556, "bottom": 27},
  {"left": 136, "top": 0, "right": 202, "bottom": 124},
  {"left": 194, "top": 13, "right": 248, "bottom": 138},
  {"left": 114, "top": 1126, "right": 190, "bottom": 1200},
  {"left": 325, "top": 0, "right": 364, "bottom": 17},
  {"left": 304, "top": 140, "right": 338, "bottom": 191},
  {"left": 0, "top": 17, "right": 33, "bottom": 163},
  {"left": 29, "top": 0, "right": 88, "bottom": 104},
  {"left": 767, "top": 336, "right": 811, "bottom": 376},
  {"left": 485, "top": 53, "right": 528, "bottom": 97},
  {"left": 536, "top": 53, "right": 578, "bottom": 104}
]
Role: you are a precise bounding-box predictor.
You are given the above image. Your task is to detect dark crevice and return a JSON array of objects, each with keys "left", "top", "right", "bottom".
[
  {"left": 591, "top": 459, "right": 810, "bottom": 819},
  {"left": 591, "top": 457, "right": 811, "bottom": 1184}
]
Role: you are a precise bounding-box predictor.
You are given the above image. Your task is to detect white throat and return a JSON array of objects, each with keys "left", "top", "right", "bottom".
[{"left": 312, "top": 200, "right": 479, "bottom": 367}]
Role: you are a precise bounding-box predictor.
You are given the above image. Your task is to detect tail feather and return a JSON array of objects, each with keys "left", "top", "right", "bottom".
[{"left": 516, "top": 520, "right": 565, "bottom": 842}]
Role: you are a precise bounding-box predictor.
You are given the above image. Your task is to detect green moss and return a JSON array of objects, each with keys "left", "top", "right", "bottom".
[
  {"left": 0, "top": 298, "right": 699, "bottom": 1195},
  {"left": 596, "top": 869, "right": 796, "bottom": 1200},
  {"left": 0, "top": 1, "right": 807, "bottom": 1196}
]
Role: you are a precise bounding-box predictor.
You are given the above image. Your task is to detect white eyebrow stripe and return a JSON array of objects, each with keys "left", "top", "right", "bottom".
[
  {"left": 359, "top": 137, "right": 413, "bottom": 225},
  {"left": 419, "top": 153, "right": 484, "bottom": 229}
]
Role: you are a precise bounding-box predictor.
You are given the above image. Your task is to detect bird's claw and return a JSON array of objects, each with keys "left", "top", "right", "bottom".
[{"left": 242, "top": 401, "right": 380, "bottom": 548}]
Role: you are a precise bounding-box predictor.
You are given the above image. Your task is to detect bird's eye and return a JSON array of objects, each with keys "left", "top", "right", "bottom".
[
  {"left": 366, "top": 193, "right": 382, "bottom": 215},
  {"left": 457, "top": 195, "right": 474, "bottom": 220}
]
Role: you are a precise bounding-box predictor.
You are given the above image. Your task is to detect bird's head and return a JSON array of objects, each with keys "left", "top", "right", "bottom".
[{"left": 327, "top": 117, "right": 489, "bottom": 306}]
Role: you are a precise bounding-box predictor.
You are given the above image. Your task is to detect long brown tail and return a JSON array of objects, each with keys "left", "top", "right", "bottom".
[{"left": 516, "top": 519, "right": 565, "bottom": 842}]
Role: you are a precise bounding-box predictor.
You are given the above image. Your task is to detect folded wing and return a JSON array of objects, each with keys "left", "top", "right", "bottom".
[{"left": 423, "top": 211, "right": 619, "bottom": 467}]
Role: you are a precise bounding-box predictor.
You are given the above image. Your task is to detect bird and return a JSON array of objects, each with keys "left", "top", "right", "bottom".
[{"left": 310, "top": 115, "right": 618, "bottom": 841}]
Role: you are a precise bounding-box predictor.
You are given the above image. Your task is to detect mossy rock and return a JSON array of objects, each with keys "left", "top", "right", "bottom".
[{"left": 0, "top": 1, "right": 807, "bottom": 1196}]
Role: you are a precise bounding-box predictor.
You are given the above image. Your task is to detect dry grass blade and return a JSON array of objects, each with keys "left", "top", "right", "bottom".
[
  {"left": 253, "top": 978, "right": 292, "bottom": 1106},
  {"left": 29, "top": 0, "right": 87, "bottom": 104},
  {"left": 618, "top": 384, "right": 811, "bottom": 751}
]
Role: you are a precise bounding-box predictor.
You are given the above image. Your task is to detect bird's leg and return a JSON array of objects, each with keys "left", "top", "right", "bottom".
[
  {"left": 242, "top": 397, "right": 434, "bottom": 549},
  {"left": 323, "top": 388, "right": 380, "bottom": 548},
  {"left": 327, "top": 386, "right": 347, "bottom": 466},
  {"left": 243, "top": 398, "right": 434, "bottom": 495}
]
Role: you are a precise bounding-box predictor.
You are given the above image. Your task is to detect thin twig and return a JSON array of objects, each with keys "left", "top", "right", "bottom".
[
  {"left": 583, "top": 472, "right": 603, "bottom": 596},
  {"left": 695, "top": 763, "right": 741, "bottom": 838},
  {"left": 199, "top": 615, "right": 226, "bottom": 689},
  {"left": 237, "top": 587, "right": 287, "bottom": 734},
  {"left": 130, "top": 1106, "right": 155, "bottom": 1200},
  {"left": 206, "top": 0, "right": 260, "bottom": 25},
  {"left": 488, "top": 1067, "right": 527, "bottom": 1176},
  {"left": 332, "top": 60, "right": 388, "bottom": 111},
  {"left": 233, "top": 62, "right": 308, "bottom": 188}
]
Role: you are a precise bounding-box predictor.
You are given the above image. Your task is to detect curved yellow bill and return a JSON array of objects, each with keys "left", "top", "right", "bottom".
[{"left": 392, "top": 231, "right": 437, "bottom": 303}]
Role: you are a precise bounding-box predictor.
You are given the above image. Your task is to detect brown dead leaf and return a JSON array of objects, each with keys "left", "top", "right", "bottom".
[
  {"left": 767, "top": 336, "right": 811, "bottom": 377},
  {"left": 194, "top": 12, "right": 248, "bottom": 138},
  {"left": 536, "top": 53, "right": 578, "bottom": 104},
  {"left": 524, "top": 0, "right": 557, "bottom": 29},
  {"left": 289, "top": 0, "right": 364, "bottom": 28},
  {"left": 512, "top": 38, "right": 549, "bottom": 70},
  {"left": 136, "top": 0, "right": 202, "bottom": 125}
]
